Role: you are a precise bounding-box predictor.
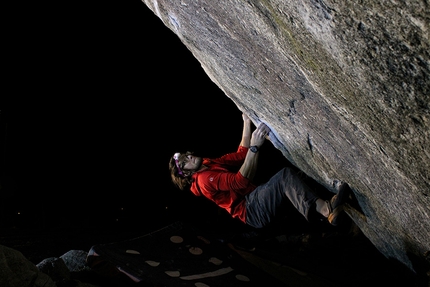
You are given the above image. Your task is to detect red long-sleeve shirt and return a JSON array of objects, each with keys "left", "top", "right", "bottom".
[{"left": 190, "top": 146, "right": 257, "bottom": 223}]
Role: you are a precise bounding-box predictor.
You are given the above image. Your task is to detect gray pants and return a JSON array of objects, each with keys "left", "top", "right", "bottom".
[{"left": 245, "top": 167, "right": 319, "bottom": 229}]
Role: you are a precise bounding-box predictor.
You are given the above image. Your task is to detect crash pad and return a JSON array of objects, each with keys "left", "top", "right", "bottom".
[{"left": 87, "top": 221, "right": 286, "bottom": 286}]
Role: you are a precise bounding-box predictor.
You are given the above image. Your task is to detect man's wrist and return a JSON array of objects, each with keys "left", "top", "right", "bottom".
[{"left": 250, "top": 146, "right": 259, "bottom": 153}]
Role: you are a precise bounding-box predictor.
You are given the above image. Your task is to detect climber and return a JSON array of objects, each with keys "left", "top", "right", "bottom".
[{"left": 168, "top": 113, "right": 351, "bottom": 229}]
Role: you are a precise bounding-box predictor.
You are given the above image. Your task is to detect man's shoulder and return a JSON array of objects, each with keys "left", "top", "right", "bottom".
[{"left": 195, "top": 167, "right": 228, "bottom": 180}]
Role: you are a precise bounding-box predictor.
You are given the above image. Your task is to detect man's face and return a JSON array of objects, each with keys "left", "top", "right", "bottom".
[{"left": 180, "top": 153, "right": 203, "bottom": 172}]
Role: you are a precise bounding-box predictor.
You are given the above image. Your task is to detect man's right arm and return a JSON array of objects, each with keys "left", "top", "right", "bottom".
[{"left": 239, "top": 113, "right": 252, "bottom": 148}]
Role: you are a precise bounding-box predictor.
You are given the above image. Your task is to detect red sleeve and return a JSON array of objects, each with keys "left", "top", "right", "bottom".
[
  {"left": 210, "top": 146, "right": 248, "bottom": 167},
  {"left": 197, "top": 169, "right": 254, "bottom": 200}
]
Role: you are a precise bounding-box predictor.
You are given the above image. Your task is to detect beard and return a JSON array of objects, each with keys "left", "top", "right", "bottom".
[{"left": 193, "top": 156, "right": 203, "bottom": 170}]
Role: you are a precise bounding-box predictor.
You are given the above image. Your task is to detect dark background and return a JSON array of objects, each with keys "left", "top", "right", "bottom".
[{"left": 1, "top": 0, "right": 290, "bottom": 234}]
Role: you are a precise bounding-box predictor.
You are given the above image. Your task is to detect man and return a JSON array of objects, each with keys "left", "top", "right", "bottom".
[{"left": 169, "top": 113, "right": 350, "bottom": 229}]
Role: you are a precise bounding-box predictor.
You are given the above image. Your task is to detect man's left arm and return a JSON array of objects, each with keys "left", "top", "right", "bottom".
[{"left": 239, "top": 123, "right": 270, "bottom": 181}]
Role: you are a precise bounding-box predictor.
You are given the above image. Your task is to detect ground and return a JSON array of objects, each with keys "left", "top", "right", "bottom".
[{"left": 0, "top": 213, "right": 425, "bottom": 287}]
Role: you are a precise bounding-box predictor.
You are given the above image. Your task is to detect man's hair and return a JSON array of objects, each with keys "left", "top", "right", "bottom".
[{"left": 168, "top": 151, "right": 194, "bottom": 190}]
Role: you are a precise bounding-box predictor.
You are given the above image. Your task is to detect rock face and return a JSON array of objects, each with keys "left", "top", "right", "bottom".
[
  {"left": 141, "top": 0, "right": 429, "bottom": 274},
  {"left": 0, "top": 245, "right": 56, "bottom": 287}
]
